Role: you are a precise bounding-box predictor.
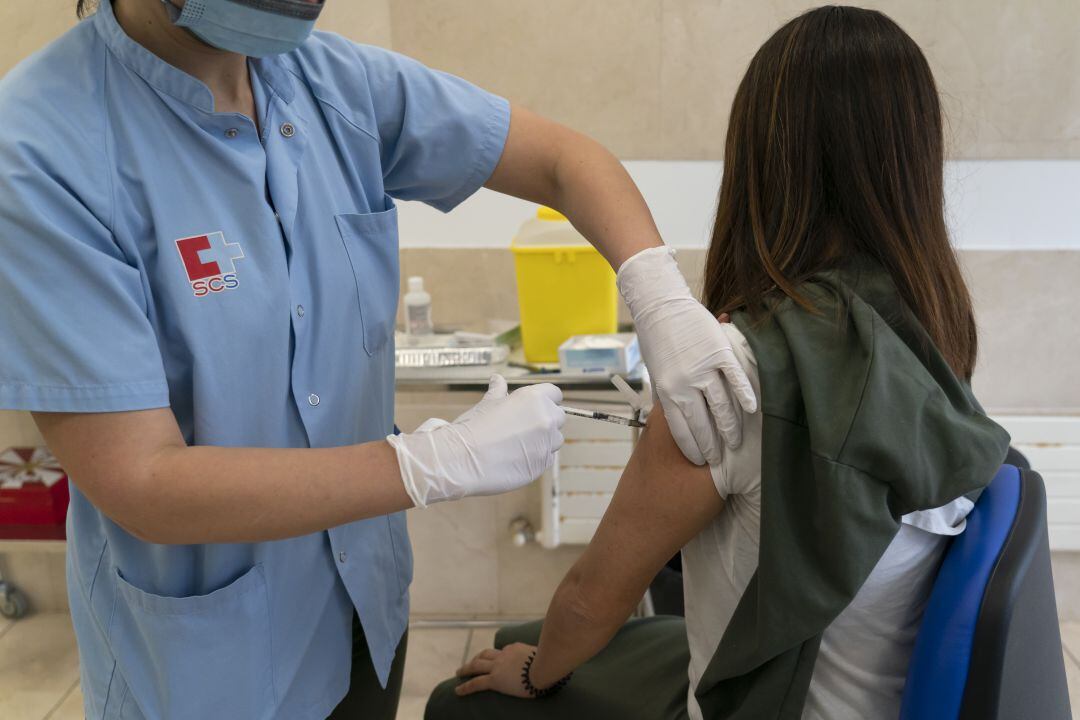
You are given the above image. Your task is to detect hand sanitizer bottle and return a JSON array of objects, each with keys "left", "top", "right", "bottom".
[{"left": 404, "top": 276, "right": 434, "bottom": 336}]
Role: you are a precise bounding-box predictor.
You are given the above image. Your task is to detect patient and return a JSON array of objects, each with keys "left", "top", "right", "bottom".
[{"left": 427, "top": 6, "right": 1009, "bottom": 720}]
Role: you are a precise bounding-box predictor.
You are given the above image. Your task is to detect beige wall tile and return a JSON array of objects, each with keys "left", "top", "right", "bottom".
[
  {"left": 398, "top": 391, "right": 500, "bottom": 616},
  {"left": 927, "top": 0, "right": 1080, "bottom": 159},
  {"left": 3, "top": 2, "right": 1079, "bottom": 159},
  {"left": 399, "top": 249, "right": 519, "bottom": 332},
  {"left": 0, "top": 411, "right": 44, "bottom": 450},
  {"left": 0, "top": 0, "right": 78, "bottom": 78},
  {"left": 660, "top": 1, "right": 1080, "bottom": 160},
  {"left": 397, "top": 388, "right": 501, "bottom": 617},
  {"left": 495, "top": 483, "right": 582, "bottom": 616},
  {"left": 317, "top": 0, "right": 393, "bottom": 48},
  {"left": 390, "top": 0, "right": 664, "bottom": 158},
  {"left": 676, "top": 248, "right": 707, "bottom": 298},
  {"left": 659, "top": 0, "right": 794, "bottom": 160},
  {"left": 407, "top": 495, "right": 500, "bottom": 616},
  {"left": 394, "top": 389, "right": 477, "bottom": 432},
  {"left": 964, "top": 250, "right": 1080, "bottom": 414},
  {"left": 853, "top": 0, "right": 1080, "bottom": 159},
  {"left": 0, "top": 1, "right": 391, "bottom": 81}
]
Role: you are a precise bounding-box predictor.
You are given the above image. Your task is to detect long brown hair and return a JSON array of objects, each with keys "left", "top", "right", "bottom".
[{"left": 703, "top": 5, "right": 977, "bottom": 378}]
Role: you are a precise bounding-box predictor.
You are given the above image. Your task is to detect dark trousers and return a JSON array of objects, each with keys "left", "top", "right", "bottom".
[
  {"left": 426, "top": 616, "right": 690, "bottom": 720},
  {"left": 328, "top": 612, "right": 409, "bottom": 719}
]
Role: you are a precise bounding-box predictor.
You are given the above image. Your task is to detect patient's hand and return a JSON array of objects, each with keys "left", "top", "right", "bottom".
[{"left": 453, "top": 642, "right": 537, "bottom": 699}]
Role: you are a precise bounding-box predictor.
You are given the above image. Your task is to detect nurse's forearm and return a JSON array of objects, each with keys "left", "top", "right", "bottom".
[
  {"left": 131, "top": 442, "right": 412, "bottom": 544},
  {"left": 485, "top": 105, "right": 663, "bottom": 269},
  {"left": 33, "top": 409, "right": 412, "bottom": 545}
]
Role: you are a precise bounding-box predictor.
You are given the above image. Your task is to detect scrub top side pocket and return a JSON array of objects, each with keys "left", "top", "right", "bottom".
[
  {"left": 336, "top": 199, "right": 400, "bottom": 356},
  {"left": 107, "top": 564, "right": 276, "bottom": 720}
]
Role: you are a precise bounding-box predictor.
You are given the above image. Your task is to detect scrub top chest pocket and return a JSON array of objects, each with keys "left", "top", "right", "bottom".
[{"left": 335, "top": 201, "right": 400, "bottom": 356}]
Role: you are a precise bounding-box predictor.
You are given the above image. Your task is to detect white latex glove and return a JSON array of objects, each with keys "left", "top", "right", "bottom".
[
  {"left": 618, "top": 246, "right": 758, "bottom": 465},
  {"left": 387, "top": 375, "right": 565, "bottom": 507}
]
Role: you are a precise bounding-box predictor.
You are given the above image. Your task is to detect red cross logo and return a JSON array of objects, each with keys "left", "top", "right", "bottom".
[{"left": 175, "top": 232, "right": 245, "bottom": 298}]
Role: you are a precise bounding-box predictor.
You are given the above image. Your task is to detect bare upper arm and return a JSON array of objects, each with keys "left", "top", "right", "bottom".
[
  {"left": 32, "top": 408, "right": 185, "bottom": 532},
  {"left": 566, "top": 404, "right": 725, "bottom": 612},
  {"left": 483, "top": 104, "right": 581, "bottom": 205}
]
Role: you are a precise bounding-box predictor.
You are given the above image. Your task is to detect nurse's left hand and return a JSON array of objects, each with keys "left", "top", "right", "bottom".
[
  {"left": 618, "top": 246, "right": 757, "bottom": 465},
  {"left": 454, "top": 643, "right": 537, "bottom": 699}
]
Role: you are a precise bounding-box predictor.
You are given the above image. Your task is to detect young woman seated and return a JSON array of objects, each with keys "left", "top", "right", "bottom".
[{"left": 425, "top": 6, "right": 1009, "bottom": 719}]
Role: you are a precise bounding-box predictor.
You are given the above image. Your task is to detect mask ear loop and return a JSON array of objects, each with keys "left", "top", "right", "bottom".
[
  {"left": 158, "top": 1, "right": 210, "bottom": 46},
  {"left": 161, "top": 0, "right": 204, "bottom": 27},
  {"left": 159, "top": 0, "right": 182, "bottom": 21}
]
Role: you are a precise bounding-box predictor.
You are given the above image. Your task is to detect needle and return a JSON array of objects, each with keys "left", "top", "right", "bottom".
[{"left": 560, "top": 405, "right": 645, "bottom": 428}]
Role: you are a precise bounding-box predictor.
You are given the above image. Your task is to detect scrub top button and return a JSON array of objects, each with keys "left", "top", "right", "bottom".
[
  {"left": 224, "top": 128, "right": 239, "bottom": 139},
  {"left": 338, "top": 551, "right": 347, "bottom": 563},
  {"left": 280, "top": 122, "right": 296, "bottom": 138},
  {"left": 308, "top": 393, "right": 320, "bottom": 407},
  {"left": 296, "top": 304, "right": 305, "bottom": 318}
]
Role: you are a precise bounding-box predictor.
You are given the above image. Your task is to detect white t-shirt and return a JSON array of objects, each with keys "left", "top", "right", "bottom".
[{"left": 682, "top": 324, "right": 972, "bottom": 720}]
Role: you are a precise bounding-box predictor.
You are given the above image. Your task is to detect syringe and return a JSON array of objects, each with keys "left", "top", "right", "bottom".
[{"left": 560, "top": 405, "right": 645, "bottom": 428}]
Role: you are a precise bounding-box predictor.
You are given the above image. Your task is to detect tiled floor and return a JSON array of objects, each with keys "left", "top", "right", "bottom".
[
  {"left": 0, "top": 614, "right": 498, "bottom": 720},
  {"left": 1, "top": 615, "right": 1077, "bottom": 719}
]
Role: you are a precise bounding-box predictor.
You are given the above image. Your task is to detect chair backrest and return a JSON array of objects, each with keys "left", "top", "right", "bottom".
[{"left": 900, "top": 465, "right": 1072, "bottom": 720}]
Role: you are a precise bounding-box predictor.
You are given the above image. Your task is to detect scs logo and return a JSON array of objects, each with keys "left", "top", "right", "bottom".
[{"left": 174, "top": 232, "right": 245, "bottom": 298}]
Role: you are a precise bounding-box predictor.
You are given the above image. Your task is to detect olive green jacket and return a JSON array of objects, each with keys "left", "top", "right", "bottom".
[{"left": 696, "top": 261, "right": 1011, "bottom": 719}]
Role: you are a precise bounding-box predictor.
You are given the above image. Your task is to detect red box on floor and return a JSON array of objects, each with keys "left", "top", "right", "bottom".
[{"left": 0, "top": 447, "right": 69, "bottom": 540}]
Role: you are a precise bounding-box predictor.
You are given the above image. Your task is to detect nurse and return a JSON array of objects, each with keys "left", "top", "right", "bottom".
[{"left": 0, "top": 1, "right": 755, "bottom": 718}]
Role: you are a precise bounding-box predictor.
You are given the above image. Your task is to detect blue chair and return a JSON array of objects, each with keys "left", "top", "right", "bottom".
[{"left": 900, "top": 465, "right": 1072, "bottom": 720}]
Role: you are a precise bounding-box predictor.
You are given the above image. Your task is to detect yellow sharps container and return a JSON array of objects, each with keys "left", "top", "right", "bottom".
[{"left": 511, "top": 207, "right": 618, "bottom": 363}]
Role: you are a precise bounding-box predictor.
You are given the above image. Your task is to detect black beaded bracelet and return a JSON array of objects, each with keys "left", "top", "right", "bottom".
[{"left": 521, "top": 650, "right": 572, "bottom": 698}]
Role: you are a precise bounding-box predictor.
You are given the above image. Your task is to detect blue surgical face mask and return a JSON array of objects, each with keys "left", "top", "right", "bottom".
[{"left": 161, "top": 0, "right": 324, "bottom": 58}]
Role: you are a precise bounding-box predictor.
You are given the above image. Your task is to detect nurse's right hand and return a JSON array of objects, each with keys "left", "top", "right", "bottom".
[{"left": 387, "top": 375, "right": 565, "bottom": 507}]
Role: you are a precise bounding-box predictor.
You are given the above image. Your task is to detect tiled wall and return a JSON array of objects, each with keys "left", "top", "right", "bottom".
[
  {"left": 400, "top": 247, "right": 1080, "bottom": 414},
  {"left": 0, "top": 0, "right": 393, "bottom": 75},
  {"left": 4, "top": 2, "right": 1079, "bottom": 159},
  {"left": 387, "top": 0, "right": 1080, "bottom": 159}
]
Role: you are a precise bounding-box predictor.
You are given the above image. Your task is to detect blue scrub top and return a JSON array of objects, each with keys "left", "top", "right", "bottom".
[{"left": 0, "top": 1, "right": 510, "bottom": 717}]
